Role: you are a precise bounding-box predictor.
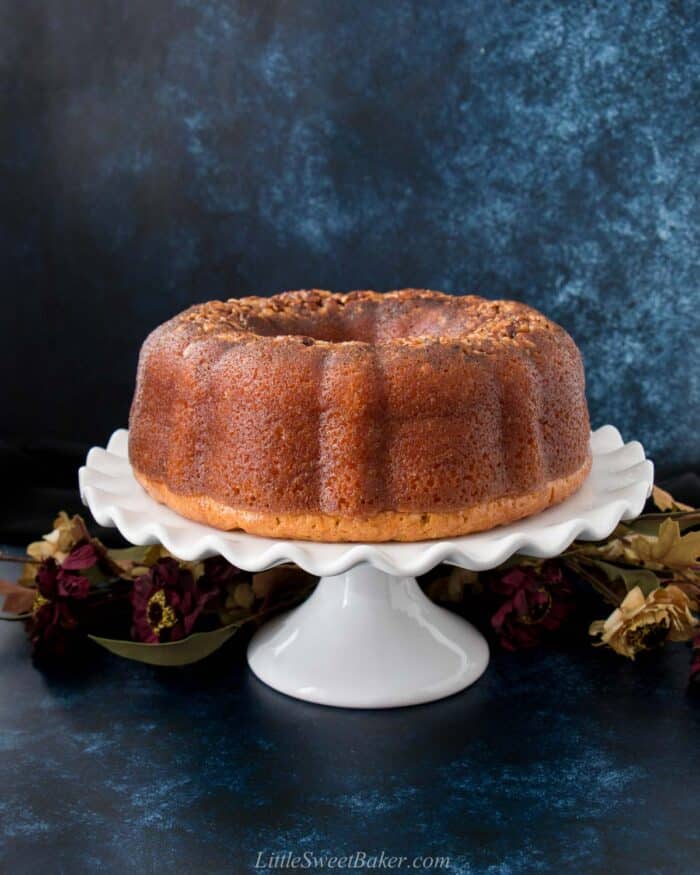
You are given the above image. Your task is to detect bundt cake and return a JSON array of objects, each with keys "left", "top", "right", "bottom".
[{"left": 128, "top": 290, "right": 591, "bottom": 542}]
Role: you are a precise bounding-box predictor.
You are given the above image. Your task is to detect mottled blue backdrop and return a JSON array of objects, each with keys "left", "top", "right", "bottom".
[{"left": 2, "top": 0, "right": 698, "bottom": 472}]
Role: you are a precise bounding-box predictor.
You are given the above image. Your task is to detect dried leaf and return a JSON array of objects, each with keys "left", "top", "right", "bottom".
[
  {"left": 0, "top": 578, "right": 36, "bottom": 616},
  {"left": 563, "top": 557, "right": 623, "bottom": 605},
  {"left": 584, "top": 560, "right": 660, "bottom": 597},
  {"left": 89, "top": 621, "right": 243, "bottom": 666},
  {"left": 602, "top": 512, "right": 700, "bottom": 539}
]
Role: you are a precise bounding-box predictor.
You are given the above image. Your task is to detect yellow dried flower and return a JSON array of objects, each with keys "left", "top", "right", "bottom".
[
  {"left": 600, "top": 519, "right": 700, "bottom": 572},
  {"left": 110, "top": 544, "right": 184, "bottom": 580},
  {"left": 18, "top": 563, "right": 39, "bottom": 588},
  {"left": 589, "top": 585, "right": 698, "bottom": 659},
  {"left": 218, "top": 582, "right": 257, "bottom": 625},
  {"left": 652, "top": 485, "right": 693, "bottom": 513},
  {"left": 26, "top": 512, "right": 87, "bottom": 564},
  {"left": 20, "top": 512, "right": 91, "bottom": 586},
  {"left": 232, "top": 582, "right": 255, "bottom": 609}
]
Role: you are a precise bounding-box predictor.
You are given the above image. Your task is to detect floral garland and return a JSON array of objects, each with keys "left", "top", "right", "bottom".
[{"left": 1, "top": 485, "right": 699, "bottom": 685}]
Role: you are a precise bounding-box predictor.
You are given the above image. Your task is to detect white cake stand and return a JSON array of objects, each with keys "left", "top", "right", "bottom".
[{"left": 79, "top": 426, "right": 653, "bottom": 709}]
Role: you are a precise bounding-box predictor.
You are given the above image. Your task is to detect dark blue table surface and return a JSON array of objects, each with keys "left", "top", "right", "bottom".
[{"left": 1, "top": 577, "right": 699, "bottom": 875}]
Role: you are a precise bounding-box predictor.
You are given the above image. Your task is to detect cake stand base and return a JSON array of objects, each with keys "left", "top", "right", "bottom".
[{"left": 247, "top": 564, "right": 489, "bottom": 709}]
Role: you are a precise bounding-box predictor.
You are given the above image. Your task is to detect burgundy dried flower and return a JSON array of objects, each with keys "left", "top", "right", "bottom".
[
  {"left": 31, "top": 599, "right": 79, "bottom": 658},
  {"left": 131, "top": 557, "right": 218, "bottom": 643},
  {"left": 29, "top": 542, "right": 98, "bottom": 658},
  {"left": 490, "top": 562, "right": 576, "bottom": 651},
  {"left": 60, "top": 542, "right": 101, "bottom": 572},
  {"left": 35, "top": 552, "right": 92, "bottom": 601},
  {"left": 200, "top": 556, "right": 243, "bottom": 591}
]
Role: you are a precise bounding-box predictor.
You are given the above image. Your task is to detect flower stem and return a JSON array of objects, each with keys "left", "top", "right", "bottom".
[
  {"left": 0, "top": 552, "right": 39, "bottom": 565},
  {"left": 564, "top": 557, "right": 621, "bottom": 606}
]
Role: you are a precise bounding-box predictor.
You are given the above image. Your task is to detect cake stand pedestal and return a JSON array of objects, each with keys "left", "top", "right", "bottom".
[
  {"left": 80, "top": 426, "right": 653, "bottom": 709},
  {"left": 247, "top": 566, "right": 489, "bottom": 708}
]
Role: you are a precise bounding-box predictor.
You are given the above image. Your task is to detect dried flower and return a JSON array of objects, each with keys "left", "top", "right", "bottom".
[
  {"left": 652, "top": 485, "right": 693, "bottom": 513},
  {"left": 589, "top": 585, "right": 698, "bottom": 659},
  {"left": 200, "top": 556, "right": 243, "bottom": 589},
  {"left": 131, "top": 558, "right": 217, "bottom": 643},
  {"left": 599, "top": 519, "right": 700, "bottom": 573},
  {"left": 219, "top": 582, "right": 256, "bottom": 625},
  {"left": 21, "top": 513, "right": 113, "bottom": 587},
  {"left": 31, "top": 599, "right": 79, "bottom": 658},
  {"left": 490, "top": 562, "right": 575, "bottom": 651},
  {"left": 196, "top": 556, "right": 258, "bottom": 624},
  {"left": 27, "top": 543, "right": 99, "bottom": 658},
  {"left": 26, "top": 512, "right": 90, "bottom": 564},
  {"left": 110, "top": 544, "right": 173, "bottom": 579},
  {"left": 426, "top": 567, "right": 479, "bottom": 603},
  {"left": 37, "top": 548, "right": 96, "bottom": 601}
]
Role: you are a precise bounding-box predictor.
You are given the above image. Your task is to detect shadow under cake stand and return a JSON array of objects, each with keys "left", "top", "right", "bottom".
[{"left": 79, "top": 426, "right": 653, "bottom": 709}]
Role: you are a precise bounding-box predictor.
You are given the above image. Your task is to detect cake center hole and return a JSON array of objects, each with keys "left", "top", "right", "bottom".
[{"left": 246, "top": 300, "right": 481, "bottom": 343}]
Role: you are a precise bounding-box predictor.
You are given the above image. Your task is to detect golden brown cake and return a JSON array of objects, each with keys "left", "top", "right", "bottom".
[{"left": 128, "top": 290, "right": 591, "bottom": 542}]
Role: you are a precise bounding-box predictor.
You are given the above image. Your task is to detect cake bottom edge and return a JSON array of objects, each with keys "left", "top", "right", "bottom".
[{"left": 132, "top": 455, "right": 592, "bottom": 543}]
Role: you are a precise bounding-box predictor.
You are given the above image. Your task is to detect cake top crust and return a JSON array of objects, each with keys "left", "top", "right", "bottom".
[{"left": 172, "top": 289, "right": 562, "bottom": 352}]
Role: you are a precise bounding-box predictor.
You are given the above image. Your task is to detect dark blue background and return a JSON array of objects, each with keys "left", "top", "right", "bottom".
[
  {"left": 2, "top": 0, "right": 699, "bottom": 473},
  {"left": 2, "top": 6, "right": 700, "bottom": 869}
]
